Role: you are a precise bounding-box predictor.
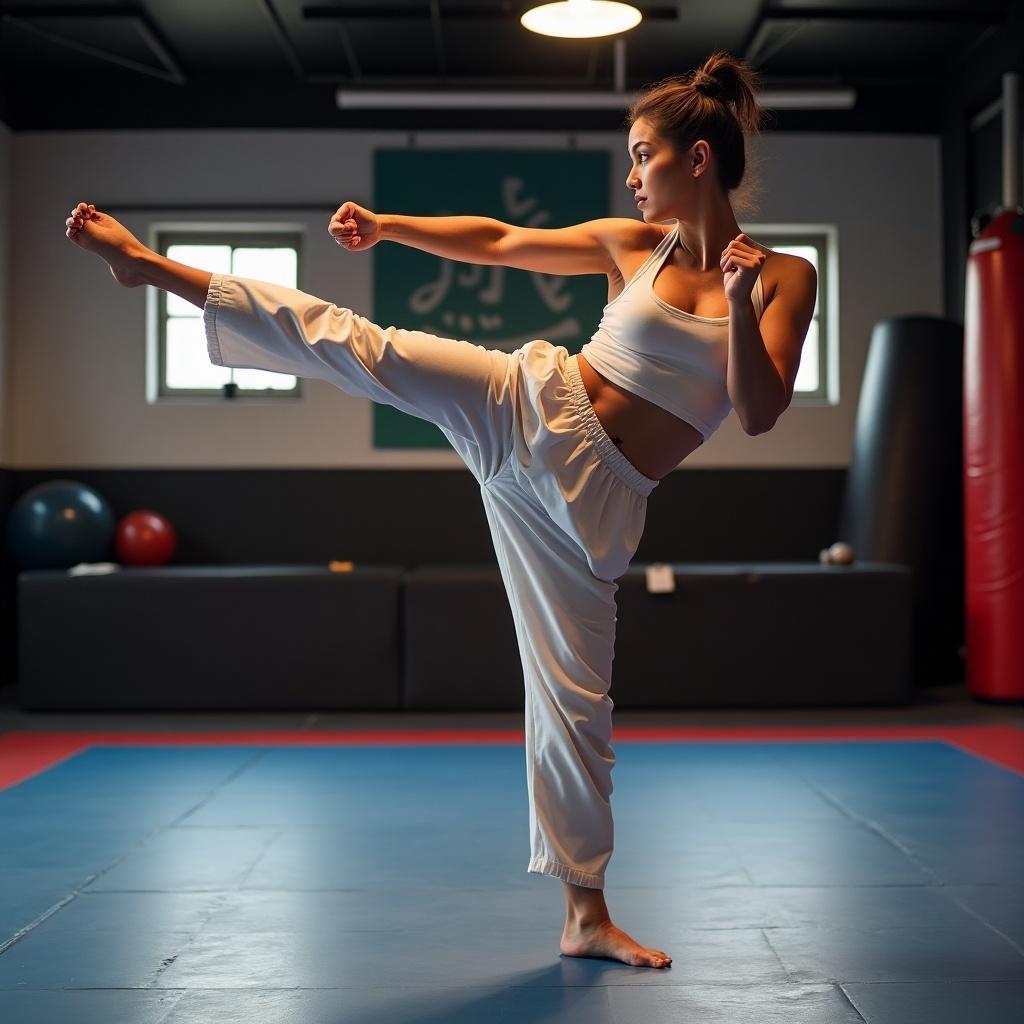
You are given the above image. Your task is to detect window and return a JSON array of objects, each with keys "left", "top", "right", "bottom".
[
  {"left": 154, "top": 230, "right": 303, "bottom": 400},
  {"left": 750, "top": 227, "right": 834, "bottom": 403}
]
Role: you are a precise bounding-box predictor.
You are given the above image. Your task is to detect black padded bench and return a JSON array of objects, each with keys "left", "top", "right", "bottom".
[
  {"left": 612, "top": 562, "right": 912, "bottom": 707},
  {"left": 403, "top": 562, "right": 912, "bottom": 709},
  {"left": 17, "top": 565, "right": 404, "bottom": 711},
  {"left": 403, "top": 566, "right": 523, "bottom": 710},
  {"left": 17, "top": 561, "right": 912, "bottom": 711}
]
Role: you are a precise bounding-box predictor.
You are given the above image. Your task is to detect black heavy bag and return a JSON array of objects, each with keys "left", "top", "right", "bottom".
[{"left": 837, "top": 316, "right": 964, "bottom": 688}]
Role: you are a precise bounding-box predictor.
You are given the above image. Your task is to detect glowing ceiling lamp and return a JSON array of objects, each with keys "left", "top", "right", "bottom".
[{"left": 520, "top": 0, "right": 642, "bottom": 40}]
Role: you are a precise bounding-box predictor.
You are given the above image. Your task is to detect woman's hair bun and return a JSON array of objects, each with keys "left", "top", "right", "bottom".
[{"left": 692, "top": 70, "right": 725, "bottom": 101}]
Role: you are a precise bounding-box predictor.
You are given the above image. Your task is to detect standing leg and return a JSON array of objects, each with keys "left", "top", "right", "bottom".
[
  {"left": 480, "top": 473, "right": 671, "bottom": 969},
  {"left": 481, "top": 478, "right": 619, "bottom": 885}
]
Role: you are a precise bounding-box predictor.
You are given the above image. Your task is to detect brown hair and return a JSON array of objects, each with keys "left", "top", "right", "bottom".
[{"left": 626, "top": 50, "right": 771, "bottom": 216}]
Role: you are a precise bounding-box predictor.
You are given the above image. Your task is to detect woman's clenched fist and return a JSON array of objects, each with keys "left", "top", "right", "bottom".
[{"left": 328, "top": 202, "right": 381, "bottom": 251}]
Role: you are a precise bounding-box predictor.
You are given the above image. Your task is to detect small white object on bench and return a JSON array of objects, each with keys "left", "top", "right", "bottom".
[
  {"left": 645, "top": 563, "right": 676, "bottom": 594},
  {"left": 68, "top": 562, "right": 121, "bottom": 576}
]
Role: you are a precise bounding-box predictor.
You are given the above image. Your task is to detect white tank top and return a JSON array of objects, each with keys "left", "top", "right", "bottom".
[{"left": 579, "top": 222, "right": 766, "bottom": 442}]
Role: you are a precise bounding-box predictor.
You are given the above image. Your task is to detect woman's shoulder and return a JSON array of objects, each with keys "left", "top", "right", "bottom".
[
  {"left": 620, "top": 220, "right": 671, "bottom": 252},
  {"left": 604, "top": 221, "right": 671, "bottom": 285},
  {"left": 762, "top": 250, "right": 815, "bottom": 305}
]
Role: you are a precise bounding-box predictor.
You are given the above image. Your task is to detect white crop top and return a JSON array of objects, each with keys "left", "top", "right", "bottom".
[{"left": 579, "top": 222, "right": 766, "bottom": 441}]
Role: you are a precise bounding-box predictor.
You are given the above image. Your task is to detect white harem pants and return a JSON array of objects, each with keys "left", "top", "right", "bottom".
[{"left": 203, "top": 273, "right": 660, "bottom": 890}]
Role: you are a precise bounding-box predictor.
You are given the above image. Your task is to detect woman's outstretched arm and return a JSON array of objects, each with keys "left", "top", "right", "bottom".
[
  {"left": 329, "top": 201, "right": 505, "bottom": 263},
  {"left": 329, "top": 201, "right": 626, "bottom": 278}
]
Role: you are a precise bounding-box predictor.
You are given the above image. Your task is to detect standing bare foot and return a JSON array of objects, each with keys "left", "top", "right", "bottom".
[
  {"left": 561, "top": 917, "right": 673, "bottom": 969},
  {"left": 560, "top": 881, "right": 671, "bottom": 968},
  {"left": 64, "top": 202, "right": 149, "bottom": 287}
]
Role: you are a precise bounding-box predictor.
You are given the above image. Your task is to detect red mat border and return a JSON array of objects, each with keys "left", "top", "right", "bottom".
[{"left": 0, "top": 725, "right": 1021, "bottom": 790}]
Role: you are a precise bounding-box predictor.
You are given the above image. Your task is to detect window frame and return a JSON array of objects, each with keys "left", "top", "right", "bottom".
[
  {"left": 745, "top": 224, "right": 837, "bottom": 406},
  {"left": 151, "top": 227, "right": 305, "bottom": 403}
]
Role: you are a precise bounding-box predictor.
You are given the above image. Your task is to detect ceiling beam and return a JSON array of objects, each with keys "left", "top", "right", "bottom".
[
  {"left": 765, "top": 5, "right": 1006, "bottom": 26},
  {"left": 258, "top": 0, "right": 307, "bottom": 79},
  {"left": 0, "top": 5, "right": 186, "bottom": 84},
  {"left": 301, "top": 3, "right": 679, "bottom": 21},
  {"left": 429, "top": 0, "right": 447, "bottom": 79}
]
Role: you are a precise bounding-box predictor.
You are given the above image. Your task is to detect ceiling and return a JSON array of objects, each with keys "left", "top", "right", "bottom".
[{"left": 0, "top": 0, "right": 1015, "bottom": 132}]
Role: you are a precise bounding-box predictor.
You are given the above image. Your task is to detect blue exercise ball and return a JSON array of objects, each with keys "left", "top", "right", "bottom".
[{"left": 6, "top": 480, "right": 115, "bottom": 569}]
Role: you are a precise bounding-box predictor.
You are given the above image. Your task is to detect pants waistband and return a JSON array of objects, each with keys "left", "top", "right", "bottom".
[{"left": 564, "top": 353, "right": 659, "bottom": 497}]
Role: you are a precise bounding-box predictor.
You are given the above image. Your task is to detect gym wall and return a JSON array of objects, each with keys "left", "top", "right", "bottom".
[{"left": 3, "top": 129, "right": 941, "bottom": 471}]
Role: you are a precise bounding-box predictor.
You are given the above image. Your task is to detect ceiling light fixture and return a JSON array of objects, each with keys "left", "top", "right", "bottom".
[
  {"left": 520, "top": 0, "right": 642, "bottom": 39},
  {"left": 335, "top": 88, "right": 857, "bottom": 111}
]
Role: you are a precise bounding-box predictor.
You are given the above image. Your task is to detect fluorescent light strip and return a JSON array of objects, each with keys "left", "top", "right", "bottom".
[{"left": 335, "top": 89, "right": 857, "bottom": 111}]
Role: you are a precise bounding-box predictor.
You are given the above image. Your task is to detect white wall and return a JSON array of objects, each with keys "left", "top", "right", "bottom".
[
  {"left": 7, "top": 129, "right": 942, "bottom": 470},
  {"left": 0, "top": 121, "right": 10, "bottom": 467}
]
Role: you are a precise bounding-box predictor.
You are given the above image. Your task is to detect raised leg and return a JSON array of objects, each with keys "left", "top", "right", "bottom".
[{"left": 63, "top": 201, "right": 515, "bottom": 485}]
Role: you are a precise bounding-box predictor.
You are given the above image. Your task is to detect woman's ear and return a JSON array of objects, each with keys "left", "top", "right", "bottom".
[{"left": 690, "top": 140, "right": 711, "bottom": 178}]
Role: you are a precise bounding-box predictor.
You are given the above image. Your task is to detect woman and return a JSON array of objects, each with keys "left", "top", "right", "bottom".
[{"left": 63, "top": 50, "right": 816, "bottom": 970}]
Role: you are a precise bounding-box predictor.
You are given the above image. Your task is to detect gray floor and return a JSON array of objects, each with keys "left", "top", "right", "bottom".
[
  {"left": 2, "top": 679, "right": 1023, "bottom": 1024},
  {"left": 2, "top": 683, "right": 1024, "bottom": 1024}
]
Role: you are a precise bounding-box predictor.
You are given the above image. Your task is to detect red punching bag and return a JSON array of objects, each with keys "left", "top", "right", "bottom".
[{"left": 963, "top": 207, "right": 1024, "bottom": 701}]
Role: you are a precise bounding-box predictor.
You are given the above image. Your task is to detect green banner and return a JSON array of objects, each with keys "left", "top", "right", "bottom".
[{"left": 373, "top": 148, "right": 610, "bottom": 449}]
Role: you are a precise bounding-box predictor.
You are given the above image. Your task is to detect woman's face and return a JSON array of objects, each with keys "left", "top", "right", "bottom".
[{"left": 625, "top": 116, "right": 704, "bottom": 222}]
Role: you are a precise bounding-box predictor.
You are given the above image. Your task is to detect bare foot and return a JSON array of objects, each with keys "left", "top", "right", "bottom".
[
  {"left": 561, "top": 918, "right": 672, "bottom": 969},
  {"left": 64, "top": 202, "right": 149, "bottom": 287}
]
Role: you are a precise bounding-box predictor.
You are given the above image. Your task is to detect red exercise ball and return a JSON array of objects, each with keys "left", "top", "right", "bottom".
[{"left": 115, "top": 510, "right": 177, "bottom": 566}]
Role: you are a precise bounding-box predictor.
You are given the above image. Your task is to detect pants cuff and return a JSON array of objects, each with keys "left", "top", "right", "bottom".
[
  {"left": 203, "top": 272, "right": 226, "bottom": 366},
  {"left": 528, "top": 855, "right": 604, "bottom": 890}
]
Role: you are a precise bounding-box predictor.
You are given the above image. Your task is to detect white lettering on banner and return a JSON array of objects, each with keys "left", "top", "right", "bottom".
[{"left": 407, "top": 177, "right": 584, "bottom": 346}]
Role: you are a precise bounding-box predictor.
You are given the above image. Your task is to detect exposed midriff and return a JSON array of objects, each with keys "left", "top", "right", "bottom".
[{"left": 575, "top": 352, "right": 704, "bottom": 481}]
